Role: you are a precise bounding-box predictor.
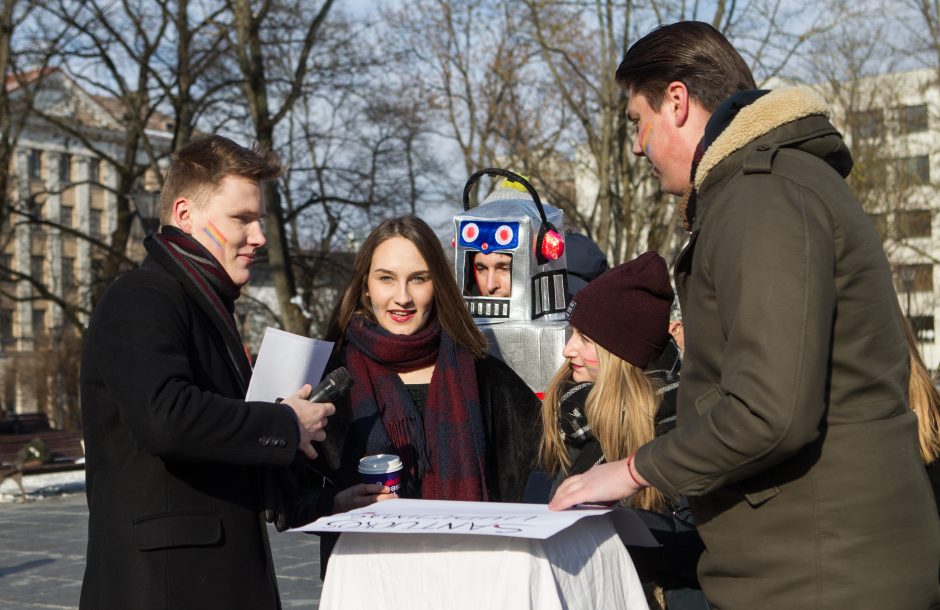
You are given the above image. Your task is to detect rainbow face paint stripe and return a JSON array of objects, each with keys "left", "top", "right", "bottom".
[
  {"left": 203, "top": 222, "right": 227, "bottom": 251},
  {"left": 640, "top": 124, "right": 653, "bottom": 156}
]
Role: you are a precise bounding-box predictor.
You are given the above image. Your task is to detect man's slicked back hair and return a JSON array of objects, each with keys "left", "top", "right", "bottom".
[
  {"left": 159, "top": 135, "right": 284, "bottom": 224},
  {"left": 616, "top": 21, "right": 756, "bottom": 112}
]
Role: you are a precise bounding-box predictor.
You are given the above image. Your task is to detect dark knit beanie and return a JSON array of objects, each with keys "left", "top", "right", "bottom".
[{"left": 566, "top": 251, "right": 674, "bottom": 368}]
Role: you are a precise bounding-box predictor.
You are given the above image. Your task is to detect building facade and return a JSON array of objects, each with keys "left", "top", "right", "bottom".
[
  {"left": 1, "top": 70, "right": 171, "bottom": 424},
  {"left": 822, "top": 68, "right": 940, "bottom": 369}
]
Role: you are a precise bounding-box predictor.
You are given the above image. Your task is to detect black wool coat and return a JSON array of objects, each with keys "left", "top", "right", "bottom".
[{"left": 79, "top": 256, "right": 300, "bottom": 610}]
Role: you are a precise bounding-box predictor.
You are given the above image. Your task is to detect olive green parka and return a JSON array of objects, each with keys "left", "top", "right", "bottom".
[{"left": 634, "top": 87, "right": 940, "bottom": 609}]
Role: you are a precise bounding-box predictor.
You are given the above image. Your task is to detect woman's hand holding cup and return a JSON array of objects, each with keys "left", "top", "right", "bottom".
[
  {"left": 332, "top": 453, "right": 404, "bottom": 514},
  {"left": 333, "top": 482, "right": 397, "bottom": 513}
]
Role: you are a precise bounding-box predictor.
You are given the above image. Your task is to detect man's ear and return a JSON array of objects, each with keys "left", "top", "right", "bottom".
[
  {"left": 172, "top": 197, "right": 194, "bottom": 233},
  {"left": 665, "top": 81, "right": 690, "bottom": 127}
]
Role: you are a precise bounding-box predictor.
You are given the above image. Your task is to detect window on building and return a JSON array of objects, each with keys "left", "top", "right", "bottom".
[
  {"left": 31, "top": 308, "right": 46, "bottom": 339},
  {"left": 0, "top": 309, "right": 13, "bottom": 344},
  {"left": 897, "top": 155, "right": 930, "bottom": 186},
  {"left": 0, "top": 254, "right": 12, "bottom": 281},
  {"left": 898, "top": 104, "right": 928, "bottom": 134},
  {"left": 848, "top": 109, "right": 884, "bottom": 140},
  {"left": 88, "top": 159, "right": 99, "bottom": 184},
  {"left": 62, "top": 257, "right": 75, "bottom": 290},
  {"left": 868, "top": 212, "right": 888, "bottom": 240},
  {"left": 910, "top": 315, "right": 935, "bottom": 343},
  {"left": 25, "top": 193, "right": 43, "bottom": 218},
  {"left": 90, "top": 209, "right": 102, "bottom": 238},
  {"left": 30, "top": 255, "right": 44, "bottom": 283},
  {"left": 60, "top": 205, "right": 73, "bottom": 229},
  {"left": 896, "top": 209, "right": 932, "bottom": 238},
  {"left": 27, "top": 149, "right": 41, "bottom": 179},
  {"left": 91, "top": 257, "right": 105, "bottom": 286},
  {"left": 59, "top": 153, "right": 72, "bottom": 184},
  {"left": 897, "top": 263, "right": 933, "bottom": 292}
]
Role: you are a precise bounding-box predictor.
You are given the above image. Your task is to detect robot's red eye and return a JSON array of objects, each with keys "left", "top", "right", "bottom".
[
  {"left": 462, "top": 223, "right": 479, "bottom": 242},
  {"left": 495, "top": 225, "right": 513, "bottom": 246}
]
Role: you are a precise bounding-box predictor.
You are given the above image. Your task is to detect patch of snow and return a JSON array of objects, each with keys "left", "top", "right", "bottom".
[{"left": 0, "top": 468, "right": 86, "bottom": 503}]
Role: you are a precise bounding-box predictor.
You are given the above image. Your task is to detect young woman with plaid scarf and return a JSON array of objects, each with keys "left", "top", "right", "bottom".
[{"left": 288, "top": 216, "right": 541, "bottom": 576}]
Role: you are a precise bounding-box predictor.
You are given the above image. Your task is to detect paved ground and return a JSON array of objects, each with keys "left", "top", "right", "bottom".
[{"left": 0, "top": 491, "right": 324, "bottom": 609}]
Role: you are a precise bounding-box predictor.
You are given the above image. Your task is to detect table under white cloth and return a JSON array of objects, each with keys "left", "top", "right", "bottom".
[{"left": 318, "top": 513, "right": 650, "bottom": 610}]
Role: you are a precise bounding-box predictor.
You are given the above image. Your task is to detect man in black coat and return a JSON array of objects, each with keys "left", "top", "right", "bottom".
[{"left": 79, "top": 135, "right": 334, "bottom": 610}]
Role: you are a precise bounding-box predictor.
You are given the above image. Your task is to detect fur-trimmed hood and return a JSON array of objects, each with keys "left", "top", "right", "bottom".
[
  {"left": 680, "top": 87, "right": 849, "bottom": 229},
  {"left": 694, "top": 87, "right": 830, "bottom": 189}
]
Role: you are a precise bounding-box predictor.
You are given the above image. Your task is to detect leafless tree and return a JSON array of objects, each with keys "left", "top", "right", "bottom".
[
  {"left": 384, "top": 0, "right": 572, "bottom": 213},
  {"left": 221, "top": 0, "right": 336, "bottom": 334},
  {"left": 517, "top": 0, "right": 841, "bottom": 264},
  {"left": 902, "top": 0, "right": 940, "bottom": 84},
  {"left": 33, "top": 1, "right": 177, "bottom": 303}
]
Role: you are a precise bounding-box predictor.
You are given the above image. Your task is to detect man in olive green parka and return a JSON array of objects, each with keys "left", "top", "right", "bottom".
[{"left": 550, "top": 21, "right": 940, "bottom": 609}]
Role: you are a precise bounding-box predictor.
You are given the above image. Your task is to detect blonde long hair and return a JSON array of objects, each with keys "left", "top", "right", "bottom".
[
  {"left": 540, "top": 342, "right": 668, "bottom": 512},
  {"left": 904, "top": 321, "right": 940, "bottom": 464}
]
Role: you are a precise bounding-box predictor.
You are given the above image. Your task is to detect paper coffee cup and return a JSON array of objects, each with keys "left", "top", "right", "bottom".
[{"left": 358, "top": 454, "right": 403, "bottom": 493}]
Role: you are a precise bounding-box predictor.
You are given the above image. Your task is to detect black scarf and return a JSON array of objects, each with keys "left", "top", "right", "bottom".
[
  {"left": 144, "top": 226, "right": 252, "bottom": 394},
  {"left": 557, "top": 356, "right": 679, "bottom": 474},
  {"left": 558, "top": 382, "right": 595, "bottom": 448}
]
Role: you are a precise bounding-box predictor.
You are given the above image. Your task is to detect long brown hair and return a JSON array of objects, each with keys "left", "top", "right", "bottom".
[
  {"left": 326, "top": 216, "right": 487, "bottom": 358},
  {"left": 904, "top": 320, "right": 940, "bottom": 464},
  {"left": 540, "top": 340, "right": 668, "bottom": 512}
]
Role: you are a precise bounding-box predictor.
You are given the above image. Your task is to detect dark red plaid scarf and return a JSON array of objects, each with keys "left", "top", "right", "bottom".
[
  {"left": 144, "top": 226, "right": 252, "bottom": 394},
  {"left": 344, "top": 315, "right": 488, "bottom": 501}
]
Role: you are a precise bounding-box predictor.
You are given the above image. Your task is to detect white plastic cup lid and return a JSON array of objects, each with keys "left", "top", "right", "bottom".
[{"left": 358, "top": 454, "right": 403, "bottom": 474}]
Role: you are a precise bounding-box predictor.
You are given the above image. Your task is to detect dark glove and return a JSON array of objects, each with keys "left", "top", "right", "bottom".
[{"left": 263, "top": 466, "right": 300, "bottom": 532}]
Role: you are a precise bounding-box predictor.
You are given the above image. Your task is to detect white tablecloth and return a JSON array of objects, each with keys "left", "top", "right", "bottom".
[{"left": 319, "top": 513, "right": 649, "bottom": 610}]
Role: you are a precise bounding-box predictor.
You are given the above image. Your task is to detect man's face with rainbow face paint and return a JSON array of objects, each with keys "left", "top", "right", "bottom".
[
  {"left": 627, "top": 88, "right": 693, "bottom": 196},
  {"left": 187, "top": 175, "right": 267, "bottom": 286}
]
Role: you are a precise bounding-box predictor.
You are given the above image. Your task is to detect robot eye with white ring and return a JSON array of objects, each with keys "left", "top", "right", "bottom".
[
  {"left": 494, "top": 224, "right": 513, "bottom": 246},
  {"left": 462, "top": 222, "right": 480, "bottom": 243}
]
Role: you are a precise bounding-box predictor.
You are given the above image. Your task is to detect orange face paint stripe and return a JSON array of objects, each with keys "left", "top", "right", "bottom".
[{"left": 640, "top": 124, "right": 653, "bottom": 156}]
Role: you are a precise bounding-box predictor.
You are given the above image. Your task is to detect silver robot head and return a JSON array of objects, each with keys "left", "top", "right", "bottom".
[{"left": 455, "top": 169, "right": 568, "bottom": 324}]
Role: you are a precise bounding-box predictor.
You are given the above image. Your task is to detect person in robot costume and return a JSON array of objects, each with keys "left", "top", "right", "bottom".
[{"left": 454, "top": 169, "right": 569, "bottom": 395}]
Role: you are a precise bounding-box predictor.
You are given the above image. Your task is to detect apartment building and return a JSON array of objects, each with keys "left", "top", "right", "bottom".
[{"left": 821, "top": 68, "right": 940, "bottom": 369}]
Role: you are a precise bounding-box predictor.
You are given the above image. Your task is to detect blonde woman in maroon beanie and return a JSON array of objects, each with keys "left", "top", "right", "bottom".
[{"left": 539, "top": 251, "right": 706, "bottom": 610}]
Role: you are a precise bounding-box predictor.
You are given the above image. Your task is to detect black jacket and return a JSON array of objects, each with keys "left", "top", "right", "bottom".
[
  {"left": 79, "top": 257, "right": 299, "bottom": 610},
  {"left": 285, "top": 353, "right": 541, "bottom": 577}
]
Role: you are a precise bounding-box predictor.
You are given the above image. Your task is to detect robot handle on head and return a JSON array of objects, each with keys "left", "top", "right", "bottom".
[{"left": 462, "top": 168, "right": 564, "bottom": 266}]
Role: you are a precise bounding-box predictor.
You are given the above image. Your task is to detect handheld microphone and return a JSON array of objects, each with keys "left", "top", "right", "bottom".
[{"left": 308, "top": 367, "right": 354, "bottom": 403}]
